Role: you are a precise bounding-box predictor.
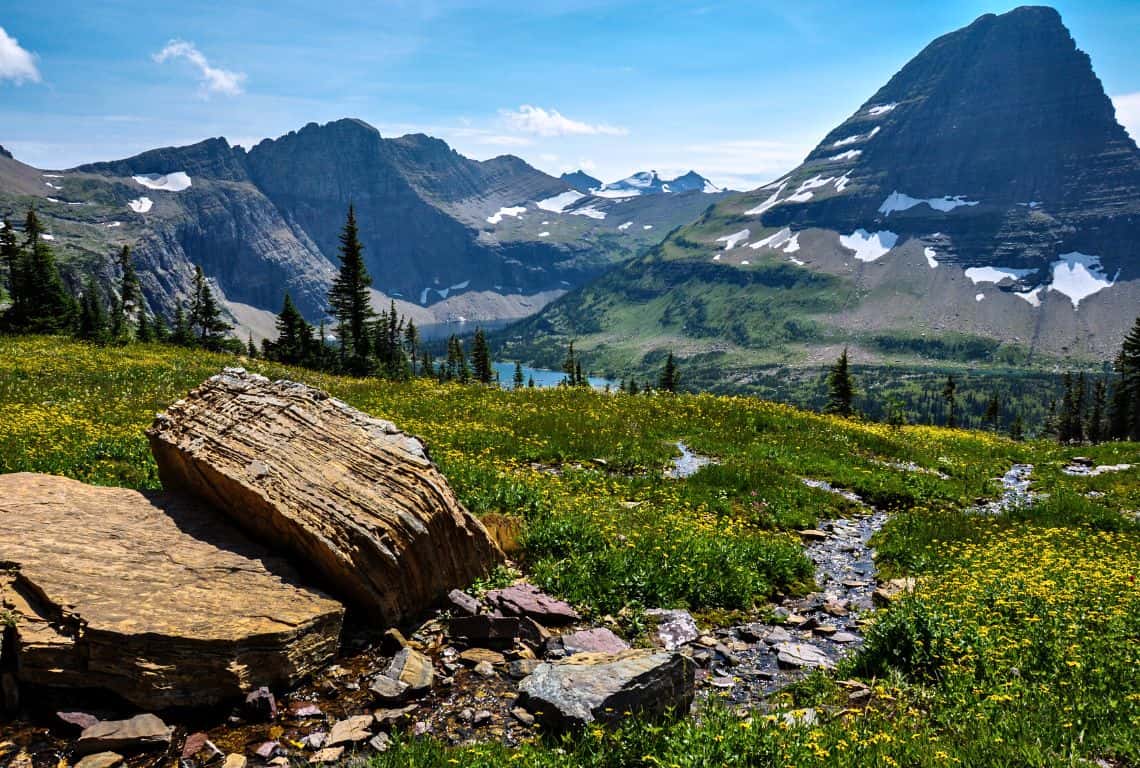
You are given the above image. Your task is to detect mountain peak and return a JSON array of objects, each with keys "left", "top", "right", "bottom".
[
  {"left": 560, "top": 170, "right": 602, "bottom": 194},
  {"left": 0, "top": 145, "right": 13, "bottom": 160}
]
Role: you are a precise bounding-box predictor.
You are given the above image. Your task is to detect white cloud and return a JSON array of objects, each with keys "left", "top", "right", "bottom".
[
  {"left": 500, "top": 105, "right": 628, "bottom": 137},
  {"left": 154, "top": 40, "right": 245, "bottom": 96},
  {"left": 0, "top": 26, "right": 41, "bottom": 84},
  {"left": 1113, "top": 92, "right": 1140, "bottom": 144}
]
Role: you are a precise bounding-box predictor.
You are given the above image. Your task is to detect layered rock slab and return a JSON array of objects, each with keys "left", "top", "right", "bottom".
[
  {"left": 146, "top": 369, "right": 503, "bottom": 624},
  {"left": 0, "top": 473, "right": 344, "bottom": 709}
]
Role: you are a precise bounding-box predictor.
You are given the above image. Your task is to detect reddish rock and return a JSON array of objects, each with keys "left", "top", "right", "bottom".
[{"left": 556, "top": 628, "right": 630, "bottom": 656}]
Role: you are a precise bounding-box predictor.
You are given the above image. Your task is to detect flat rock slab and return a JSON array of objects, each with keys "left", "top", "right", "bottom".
[
  {"left": 774, "top": 642, "right": 835, "bottom": 670},
  {"left": 557, "top": 628, "right": 631, "bottom": 656},
  {"left": 517, "top": 650, "right": 695, "bottom": 730},
  {"left": 646, "top": 609, "right": 700, "bottom": 651},
  {"left": 76, "top": 715, "right": 172, "bottom": 755},
  {"left": 484, "top": 584, "right": 580, "bottom": 624},
  {"left": 0, "top": 473, "right": 344, "bottom": 709},
  {"left": 147, "top": 369, "right": 503, "bottom": 623}
]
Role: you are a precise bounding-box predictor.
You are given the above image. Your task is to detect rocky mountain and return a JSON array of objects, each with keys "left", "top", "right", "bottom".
[
  {"left": 593, "top": 170, "right": 722, "bottom": 198},
  {"left": 0, "top": 120, "right": 727, "bottom": 339},
  {"left": 561, "top": 170, "right": 603, "bottom": 194},
  {"left": 507, "top": 6, "right": 1140, "bottom": 378}
]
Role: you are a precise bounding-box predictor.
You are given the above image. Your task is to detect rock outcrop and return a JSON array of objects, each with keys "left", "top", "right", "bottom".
[
  {"left": 147, "top": 369, "right": 503, "bottom": 623},
  {"left": 517, "top": 650, "right": 695, "bottom": 730},
  {"left": 0, "top": 473, "right": 344, "bottom": 709}
]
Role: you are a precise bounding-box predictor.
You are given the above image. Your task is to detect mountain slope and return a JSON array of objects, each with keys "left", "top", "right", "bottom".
[
  {"left": 507, "top": 6, "right": 1140, "bottom": 376},
  {"left": 0, "top": 121, "right": 725, "bottom": 339}
]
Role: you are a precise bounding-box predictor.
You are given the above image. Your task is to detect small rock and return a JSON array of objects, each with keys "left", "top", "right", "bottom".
[
  {"left": 74, "top": 753, "right": 123, "bottom": 768},
  {"left": 822, "top": 600, "right": 848, "bottom": 617},
  {"left": 848, "top": 688, "right": 873, "bottom": 706},
  {"left": 473, "top": 710, "right": 494, "bottom": 726},
  {"left": 813, "top": 625, "right": 838, "bottom": 637},
  {"left": 511, "top": 707, "right": 535, "bottom": 726},
  {"left": 508, "top": 659, "right": 541, "bottom": 679},
  {"left": 798, "top": 529, "right": 829, "bottom": 541},
  {"left": 254, "top": 742, "right": 280, "bottom": 759},
  {"left": 449, "top": 614, "right": 521, "bottom": 646},
  {"left": 369, "top": 733, "right": 391, "bottom": 752},
  {"left": 327, "top": 714, "right": 374, "bottom": 746},
  {"left": 557, "top": 628, "right": 630, "bottom": 656},
  {"left": 373, "top": 705, "right": 418, "bottom": 731},
  {"left": 763, "top": 627, "right": 793, "bottom": 645},
  {"left": 243, "top": 686, "right": 277, "bottom": 721},
  {"left": 301, "top": 732, "right": 327, "bottom": 749},
  {"left": 784, "top": 614, "right": 809, "bottom": 628},
  {"left": 831, "top": 632, "right": 858, "bottom": 644},
  {"left": 181, "top": 732, "right": 210, "bottom": 758},
  {"left": 446, "top": 589, "right": 481, "bottom": 617},
  {"left": 290, "top": 702, "right": 323, "bottom": 718},
  {"left": 873, "top": 577, "right": 916, "bottom": 607},
  {"left": 223, "top": 754, "right": 247, "bottom": 768},
  {"left": 774, "top": 642, "right": 835, "bottom": 670},
  {"left": 411, "top": 721, "right": 431, "bottom": 737},
  {"left": 57, "top": 712, "right": 100, "bottom": 732},
  {"left": 370, "top": 674, "right": 410, "bottom": 704},
  {"left": 485, "top": 584, "right": 580, "bottom": 624},
  {"left": 474, "top": 660, "right": 496, "bottom": 678},
  {"left": 458, "top": 708, "right": 475, "bottom": 724},
  {"left": 707, "top": 675, "right": 735, "bottom": 689},
  {"left": 518, "top": 617, "right": 552, "bottom": 649},
  {"left": 384, "top": 647, "right": 434, "bottom": 693},
  {"left": 309, "top": 747, "right": 344, "bottom": 764},
  {"left": 459, "top": 648, "right": 506, "bottom": 666},
  {"left": 76, "top": 714, "right": 173, "bottom": 755}
]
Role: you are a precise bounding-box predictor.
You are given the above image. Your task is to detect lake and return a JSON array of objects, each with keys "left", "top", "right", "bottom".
[{"left": 492, "top": 362, "right": 616, "bottom": 390}]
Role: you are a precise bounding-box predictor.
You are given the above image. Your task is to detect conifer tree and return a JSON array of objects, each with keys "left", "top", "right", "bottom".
[
  {"left": 11, "top": 209, "right": 76, "bottom": 333},
  {"left": 1, "top": 219, "right": 23, "bottom": 319},
  {"left": 658, "top": 352, "right": 679, "bottom": 393},
  {"left": 472, "top": 328, "right": 493, "bottom": 384},
  {"left": 574, "top": 360, "right": 585, "bottom": 388},
  {"left": 171, "top": 306, "right": 193, "bottom": 347},
  {"left": 404, "top": 321, "right": 419, "bottom": 376},
  {"left": 111, "top": 245, "right": 140, "bottom": 342},
  {"left": 1089, "top": 379, "right": 1107, "bottom": 444},
  {"left": 271, "top": 292, "right": 312, "bottom": 365},
  {"left": 983, "top": 393, "right": 1000, "bottom": 429},
  {"left": 513, "top": 361, "right": 525, "bottom": 390},
  {"left": 247, "top": 333, "right": 258, "bottom": 359},
  {"left": 152, "top": 313, "right": 170, "bottom": 343},
  {"left": 942, "top": 374, "right": 958, "bottom": 428},
  {"left": 76, "top": 277, "right": 109, "bottom": 344},
  {"left": 562, "top": 341, "right": 577, "bottom": 387},
  {"left": 825, "top": 348, "right": 855, "bottom": 417},
  {"left": 1117, "top": 316, "right": 1140, "bottom": 440},
  {"left": 187, "top": 266, "right": 231, "bottom": 349},
  {"left": 1009, "top": 414, "right": 1025, "bottom": 441},
  {"left": 328, "top": 205, "right": 374, "bottom": 373},
  {"left": 527, "top": 375, "right": 535, "bottom": 389},
  {"left": 136, "top": 311, "right": 154, "bottom": 343}
]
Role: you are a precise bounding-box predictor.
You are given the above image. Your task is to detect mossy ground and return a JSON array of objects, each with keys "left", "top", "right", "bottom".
[{"left": 1, "top": 335, "right": 1137, "bottom": 766}]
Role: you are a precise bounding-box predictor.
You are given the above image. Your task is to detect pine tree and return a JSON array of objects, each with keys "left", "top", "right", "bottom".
[
  {"left": 1089, "top": 379, "right": 1107, "bottom": 444},
  {"left": 171, "top": 306, "right": 193, "bottom": 347},
  {"left": 983, "top": 393, "right": 1000, "bottom": 430},
  {"left": 1009, "top": 414, "right": 1025, "bottom": 441},
  {"left": 136, "top": 311, "right": 154, "bottom": 343},
  {"left": 76, "top": 277, "right": 109, "bottom": 344},
  {"left": 513, "top": 361, "right": 525, "bottom": 390},
  {"left": 527, "top": 375, "right": 535, "bottom": 389},
  {"left": 942, "top": 374, "right": 958, "bottom": 428},
  {"left": 11, "top": 209, "right": 76, "bottom": 333},
  {"left": 111, "top": 245, "right": 140, "bottom": 342},
  {"left": 404, "top": 321, "right": 419, "bottom": 377},
  {"left": 328, "top": 205, "right": 374, "bottom": 373},
  {"left": 562, "top": 341, "right": 577, "bottom": 387},
  {"left": 271, "top": 292, "right": 312, "bottom": 365},
  {"left": 471, "top": 328, "right": 493, "bottom": 384},
  {"left": 825, "top": 348, "right": 855, "bottom": 417},
  {"left": 1, "top": 219, "right": 23, "bottom": 320},
  {"left": 152, "top": 313, "right": 170, "bottom": 343},
  {"left": 187, "top": 266, "right": 231, "bottom": 349},
  {"left": 246, "top": 332, "right": 258, "bottom": 358},
  {"left": 575, "top": 360, "right": 585, "bottom": 388},
  {"left": 1058, "top": 372, "right": 1076, "bottom": 443},
  {"left": 658, "top": 352, "right": 679, "bottom": 393}
]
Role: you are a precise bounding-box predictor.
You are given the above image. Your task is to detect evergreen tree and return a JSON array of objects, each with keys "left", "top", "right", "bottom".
[
  {"left": 171, "top": 306, "right": 193, "bottom": 347},
  {"left": 152, "top": 313, "right": 170, "bottom": 343},
  {"left": 404, "top": 321, "right": 419, "bottom": 377},
  {"left": 187, "top": 266, "right": 231, "bottom": 349},
  {"left": 8, "top": 209, "right": 76, "bottom": 333},
  {"left": 942, "top": 374, "right": 958, "bottom": 428},
  {"left": 1, "top": 219, "right": 23, "bottom": 319},
  {"left": 111, "top": 245, "right": 140, "bottom": 342},
  {"left": 527, "top": 375, "right": 535, "bottom": 389},
  {"left": 983, "top": 393, "right": 1000, "bottom": 429},
  {"left": 1118, "top": 316, "right": 1140, "bottom": 440},
  {"left": 136, "top": 311, "right": 154, "bottom": 343},
  {"left": 575, "top": 360, "right": 585, "bottom": 388},
  {"left": 76, "top": 277, "right": 109, "bottom": 344},
  {"left": 562, "top": 341, "right": 577, "bottom": 387},
  {"left": 471, "top": 328, "right": 494, "bottom": 384},
  {"left": 1009, "top": 414, "right": 1025, "bottom": 441},
  {"left": 328, "top": 205, "right": 374, "bottom": 373},
  {"left": 270, "top": 292, "right": 313, "bottom": 365},
  {"left": 628, "top": 379, "right": 640, "bottom": 395},
  {"left": 246, "top": 332, "right": 258, "bottom": 359},
  {"left": 513, "top": 361, "right": 525, "bottom": 390},
  {"left": 1089, "top": 379, "right": 1107, "bottom": 444},
  {"left": 658, "top": 352, "right": 680, "bottom": 393},
  {"left": 825, "top": 348, "right": 855, "bottom": 417}
]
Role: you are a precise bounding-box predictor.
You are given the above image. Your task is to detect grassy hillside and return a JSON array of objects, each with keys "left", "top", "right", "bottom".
[{"left": 2, "top": 336, "right": 1139, "bottom": 766}]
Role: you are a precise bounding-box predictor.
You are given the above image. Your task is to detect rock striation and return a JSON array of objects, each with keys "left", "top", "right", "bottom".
[
  {"left": 147, "top": 369, "right": 503, "bottom": 623},
  {"left": 0, "top": 473, "right": 343, "bottom": 710}
]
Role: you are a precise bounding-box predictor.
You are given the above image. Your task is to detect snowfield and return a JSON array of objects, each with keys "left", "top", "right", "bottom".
[
  {"left": 133, "top": 172, "right": 192, "bottom": 192},
  {"left": 716, "top": 229, "right": 750, "bottom": 250},
  {"left": 486, "top": 206, "right": 527, "bottom": 224},
  {"left": 128, "top": 197, "right": 153, "bottom": 213},
  {"left": 879, "top": 191, "right": 979, "bottom": 215},
  {"left": 750, "top": 227, "right": 792, "bottom": 250},
  {"left": 831, "top": 126, "right": 880, "bottom": 148},
  {"left": 964, "top": 266, "right": 1034, "bottom": 285},
  {"left": 924, "top": 247, "right": 939, "bottom": 269},
  {"left": 1048, "top": 252, "right": 1117, "bottom": 308},
  {"left": 867, "top": 103, "right": 898, "bottom": 116},
  {"left": 569, "top": 205, "right": 607, "bottom": 220},
  {"left": 535, "top": 190, "right": 585, "bottom": 213},
  {"left": 839, "top": 229, "right": 898, "bottom": 262},
  {"left": 617, "top": 221, "right": 633, "bottom": 231},
  {"left": 827, "top": 149, "right": 862, "bottom": 162},
  {"left": 745, "top": 183, "right": 786, "bottom": 216}
]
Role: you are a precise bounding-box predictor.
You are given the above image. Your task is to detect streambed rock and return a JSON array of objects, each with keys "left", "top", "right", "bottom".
[
  {"left": 0, "top": 473, "right": 344, "bottom": 710},
  {"left": 517, "top": 650, "right": 695, "bottom": 730},
  {"left": 146, "top": 369, "right": 503, "bottom": 623}
]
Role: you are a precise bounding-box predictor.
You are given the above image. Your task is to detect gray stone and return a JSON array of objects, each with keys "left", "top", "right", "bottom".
[
  {"left": 446, "top": 589, "right": 481, "bottom": 617},
  {"left": 384, "top": 647, "right": 434, "bottom": 693},
  {"left": 517, "top": 650, "right": 695, "bottom": 730},
  {"left": 774, "top": 642, "right": 835, "bottom": 670},
  {"left": 76, "top": 715, "right": 173, "bottom": 755},
  {"left": 557, "top": 627, "right": 631, "bottom": 656},
  {"left": 327, "top": 714, "right": 374, "bottom": 746},
  {"left": 485, "top": 584, "right": 580, "bottom": 624},
  {"left": 645, "top": 609, "right": 699, "bottom": 651},
  {"left": 370, "top": 674, "right": 410, "bottom": 704}
]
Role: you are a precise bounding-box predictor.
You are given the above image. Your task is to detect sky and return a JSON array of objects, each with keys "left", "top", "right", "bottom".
[{"left": 2, "top": 1, "right": 1140, "bottom": 191}]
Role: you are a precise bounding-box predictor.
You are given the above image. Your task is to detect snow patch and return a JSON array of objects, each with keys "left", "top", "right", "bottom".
[
  {"left": 617, "top": 221, "right": 633, "bottom": 231},
  {"left": 104, "top": 221, "right": 122, "bottom": 228},
  {"left": 839, "top": 229, "right": 898, "bottom": 262},
  {"left": 40, "top": 234, "right": 55, "bottom": 241},
  {"left": 46, "top": 197, "right": 60, "bottom": 203},
  {"left": 702, "top": 179, "right": 721, "bottom": 193},
  {"left": 642, "top": 224, "right": 653, "bottom": 230},
  {"left": 867, "top": 103, "right": 897, "bottom": 116},
  {"left": 45, "top": 182, "right": 61, "bottom": 190},
  {"left": 1015, "top": 287, "right": 1044, "bottom": 307},
  {"left": 879, "top": 191, "right": 979, "bottom": 216},
  {"left": 712, "top": 254, "right": 721, "bottom": 261},
  {"left": 924, "top": 247, "right": 938, "bottom": 269},
  {"left": 133, "top": 172, "right": 192, "bottom": 192},
  {"left": 964, "top": 266, "right": 1034, "bottom": 285},
  {"left": 716, "top": 229, "right": 750, "bottom": 250},
  {"left": 831, "top": 126, "right": 880, "bottom": 148},
  {"left": 834, "top": 173, "right": 852, "bottom": 192},
  {"left": 538, "top": 231, "right": 550, "bottom": 237},
  {"left": 761, "top": 175, "right": 789, "bottom": 190},
  {"left": 750, "top": 227, "right": 792, "bottom": 250},
  {"left": 788, "top": 255, "right": 806, "bottom": 266},
  {"left": 536, "top": 190, "right": 585, "bottom": 213},
  {"left": 128, "top": 197, "right": 153, "bottom": 213},
  {"left": 744, "top": 183, "right": 786, "bottom": 216},
  {"left": 1048, "top": 252, "right": 1117, "bottom": 308},
  {"left": 783, "top": 233, "right": 800, "bottom": 253},
  {"left": 740, "top": 260, "right": 750, "bottom": 265},
  {"left": 419, "top": 287, "right": 430, "bottom": 305},
  {"left": 975, "top": 293, "right": 985, "bottom": 302},
  {"left": 569, "top": 205, "right": 607, "bottom": 220},
  {"left": 486, "top": 205, "right": 527, "bottom": 224},
  {"left": 827, "top": 149, "right": 862, "bottom": 162},
  {"left": 42, "top": 174, "right": 63, "bottom": 179},
  {"left": 1018, "top": 201, "right": 1042, "bottom": 209}
]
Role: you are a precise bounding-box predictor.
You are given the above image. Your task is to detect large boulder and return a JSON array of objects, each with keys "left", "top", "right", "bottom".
[
  {"left": 517, "top": 650, "right": 695, "bottom": 730},
  {"left": 147, "top": 369, "right": 503, "bottom": 623},
  {"left": 0, "top": 473, "right": 343, "bottom": 709}
]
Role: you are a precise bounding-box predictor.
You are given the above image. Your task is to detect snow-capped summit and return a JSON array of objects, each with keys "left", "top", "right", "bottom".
[{"left": 593, "top": 170, "right": 720, "bottom": 198}]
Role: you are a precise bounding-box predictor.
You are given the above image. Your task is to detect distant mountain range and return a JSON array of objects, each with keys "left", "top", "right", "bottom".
[
  {"left": 507, "top": 5, "right": 1140, "bottom": 379},
  {"left": 0, "top": 123, "right": 728, "bottom": 339}
]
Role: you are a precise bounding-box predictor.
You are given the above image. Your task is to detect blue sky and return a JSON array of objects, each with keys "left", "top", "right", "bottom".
[{"left": 2, "top": 1, "right": 1139, "bottom": 189}]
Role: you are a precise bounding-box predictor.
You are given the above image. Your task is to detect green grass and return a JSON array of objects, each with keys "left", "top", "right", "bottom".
[{"left": 2, "top": 334, "right": 1139, "bottom": 766}]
